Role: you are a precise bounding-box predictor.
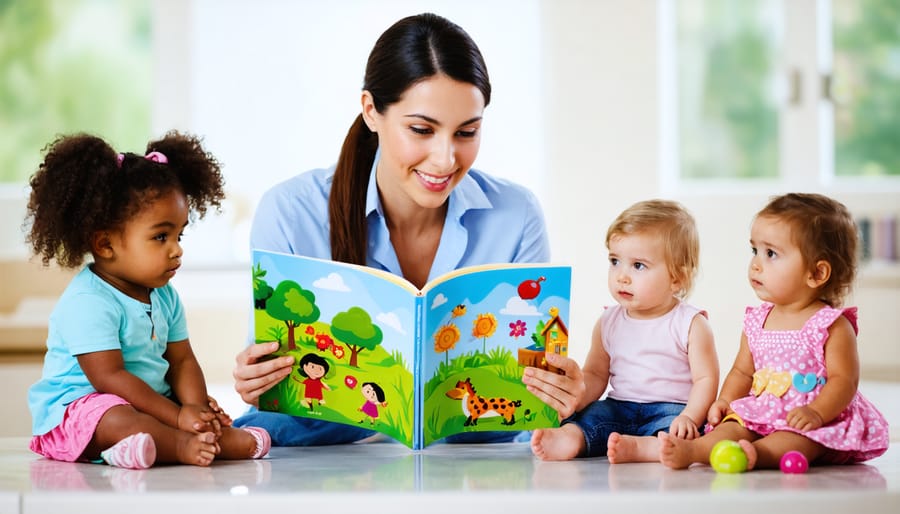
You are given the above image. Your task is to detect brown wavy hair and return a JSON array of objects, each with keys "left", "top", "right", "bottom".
[{"left": 755, "top": 193, "right": 858, "bottom": 307}]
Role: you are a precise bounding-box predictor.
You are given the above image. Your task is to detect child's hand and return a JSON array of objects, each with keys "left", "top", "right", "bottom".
[
  {"left": 178, "top": 404, "right": 222, "bottom": 439},
  {"left": 706, "top": 399, "right": 731, "bottom": 427},
  {"left": 668, "top": 415, "right": 700, "bottom": 439},
  {"left": 207, "top": 395, "right": 233, "bottom": 429},
  {"left": 786, "top": 405, "right": 824, "bottom": 432}
]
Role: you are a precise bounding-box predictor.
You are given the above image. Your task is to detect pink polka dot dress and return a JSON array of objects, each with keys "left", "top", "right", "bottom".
[{"left": 730, "top": 303, "right": 889, "bottom": 463}]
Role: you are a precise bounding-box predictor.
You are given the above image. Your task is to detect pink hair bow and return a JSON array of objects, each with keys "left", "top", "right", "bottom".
[
  {"left": 115, "top": 151, "right": 169, "bottom": 168},
  {"left": 144, "top": 151, "right": 168, "bottom": 164}
]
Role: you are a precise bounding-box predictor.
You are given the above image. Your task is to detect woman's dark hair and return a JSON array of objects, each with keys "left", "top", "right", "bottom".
[
  {"left": 329, "top": 13, "right": 491, "bottom": 265},
  {"left": 298, "top": 353, "right": 330, "bottom": 377},
  {"left": 25, "top": 130, "right": 225, "bottom": 268},
  {"left": 362, "top": 382, "right": 386, "bottom": 402}
]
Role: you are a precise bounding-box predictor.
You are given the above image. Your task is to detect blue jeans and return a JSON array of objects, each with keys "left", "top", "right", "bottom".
[
  {"left": 233, "top": 407, "right": 526, "bottom": 446},
  {"left": 566, "top": 398, "right": 688, "bottom": 458}
]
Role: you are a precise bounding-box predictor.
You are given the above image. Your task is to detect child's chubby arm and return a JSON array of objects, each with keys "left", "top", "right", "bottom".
[
  {"left": 671, "top": 313, "right": 719, "bottom": 439},
  {"left": 707, "top": 331, "right": 755, "bottom": 427},
  {"left": 163, "top": 339, "right": 222, "bottom": 435},
  {"left": 578, "top": 317, "right": 611, "bottom": 412},
  {"left": 787, "top": 315, "right": 859, "bottom": 431}
]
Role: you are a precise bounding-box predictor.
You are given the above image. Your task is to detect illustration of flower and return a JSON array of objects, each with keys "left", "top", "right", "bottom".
[
  {"left": 305, "top": 326, "right": 315, "bottom": 335},
  {"left": 434, "top": 324, "right": 461, "bottom": 365},
  {"left": 509, "top": 319, "right": 527, "bottom": 339},
  {"left": 315, "top": 333, "right": 334, "bottom": 351},
  {"left": 472, "top": 313, "right": 498, "bottom": 353}
]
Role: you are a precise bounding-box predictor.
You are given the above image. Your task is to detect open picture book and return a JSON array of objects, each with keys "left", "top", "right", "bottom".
[{"left": 251, "top": 249, "right": 572, "bottom": 449}]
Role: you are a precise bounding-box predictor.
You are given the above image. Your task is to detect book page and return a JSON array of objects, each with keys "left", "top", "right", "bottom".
[
  {"left": 252, "top": 250, "right": 417, "bottom": 447},
  {"left": 419, "top": 264, "right": 572, "bottom": 446}
]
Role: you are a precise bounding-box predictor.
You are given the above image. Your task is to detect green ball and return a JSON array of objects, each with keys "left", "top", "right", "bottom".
[{"left": 709, "top": 440, "right": 748, "bottom": 473}]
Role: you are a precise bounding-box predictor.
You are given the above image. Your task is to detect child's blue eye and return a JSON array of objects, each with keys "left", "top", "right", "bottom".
[
  {"left": 633, "top": 262, "right": 647, "bottom": 271},
  {"left": 609, "top": 258, "right": 619, "bottom": 266},
  {"left": 766, "top": 249, "right": 777, "bottom": 258}
]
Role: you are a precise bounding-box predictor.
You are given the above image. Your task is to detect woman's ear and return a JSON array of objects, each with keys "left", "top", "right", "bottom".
[
  {"left": 807, "top": 260, "right": 832, "bottom": 288},
  {"left": 91, "top": 231, "right": 114, "bottom": 260},
  {"left": 360, "top": 90, "right": 378, "bottom": 133}
]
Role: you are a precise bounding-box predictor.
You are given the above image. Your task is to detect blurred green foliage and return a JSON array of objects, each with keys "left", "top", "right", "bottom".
[
  {"left": 0, "top": 0, "right": 152, "bottom": 183},
  {"left": 833, "top": 0, "right": 900, "bottom": 176},
  {"left": 677, "top": 0, "right": 779, "bottom": 179},
  {"left": 677, "top": 0, "right": 899, "bottom": 179}
]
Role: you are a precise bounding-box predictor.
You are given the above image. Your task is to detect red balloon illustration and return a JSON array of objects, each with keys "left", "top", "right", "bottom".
[{"left": 518, "top": 276, "right": 545, "bottom": 300}]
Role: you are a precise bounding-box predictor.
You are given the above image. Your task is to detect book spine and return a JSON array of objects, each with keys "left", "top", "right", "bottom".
[{"left": 414, "top": 293, "right": 424, "bottom": 450}]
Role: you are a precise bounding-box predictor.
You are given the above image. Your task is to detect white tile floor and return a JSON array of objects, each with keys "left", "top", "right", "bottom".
[{"left": 0, "top": 381, "right": 896, "bottom": 514}]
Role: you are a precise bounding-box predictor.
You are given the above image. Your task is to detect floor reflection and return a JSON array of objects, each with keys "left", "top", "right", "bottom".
[{"left": 18, "top": 441, "right": 892, "bottom": 495}]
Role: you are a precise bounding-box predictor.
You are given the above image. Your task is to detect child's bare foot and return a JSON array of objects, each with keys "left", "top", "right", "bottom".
[
  {"left": 176, "top": 431, "right": 218, "bottom": 466},
  {"left": 531, "top": 425, "right": 584, "bottom": 461},
  {"left": 607, "top": 432, "right": 660, "bottom": 463},
  {"left": 658, "top": 432, "right": 697, "bottom": 469},
  {"left": 216, "top": 426, "right": 271, "bottom": 460},
  {"left": 737, "top": 439, "right": 757, "bottom": 470}
]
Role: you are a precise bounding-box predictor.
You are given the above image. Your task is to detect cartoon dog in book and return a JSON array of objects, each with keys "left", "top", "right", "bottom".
[{"left": 445, "top": 377, "right": 522, "bottom": 426}]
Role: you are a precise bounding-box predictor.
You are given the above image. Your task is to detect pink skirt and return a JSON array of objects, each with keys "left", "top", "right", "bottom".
[{"left": 30, "top": 393, "right": 130, "bottom": 462}]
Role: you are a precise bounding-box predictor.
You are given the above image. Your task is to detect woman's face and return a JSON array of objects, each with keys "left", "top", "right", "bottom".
[{"left": 363, "top": 74, "right": 485, "bottom": 213}]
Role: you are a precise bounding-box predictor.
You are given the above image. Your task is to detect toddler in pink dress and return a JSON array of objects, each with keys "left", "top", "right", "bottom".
[{"left": 660, "top": 193, "right": 889, "bottom": 471}]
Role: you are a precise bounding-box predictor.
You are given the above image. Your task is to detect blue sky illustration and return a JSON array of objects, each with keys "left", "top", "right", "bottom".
[{"left": 254, "top": 251, "right": 571, "bottom": 378}]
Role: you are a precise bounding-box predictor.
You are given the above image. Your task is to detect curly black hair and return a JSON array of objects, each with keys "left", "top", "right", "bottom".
[{"left": 25, "top": 130, "right": 226, "bottom": 268}]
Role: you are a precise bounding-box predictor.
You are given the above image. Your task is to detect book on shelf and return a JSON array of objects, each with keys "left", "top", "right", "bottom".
[{"left": 251, "top": 249, "right": 572, "bottom": 449}]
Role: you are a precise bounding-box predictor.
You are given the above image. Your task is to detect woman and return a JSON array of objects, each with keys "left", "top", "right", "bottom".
[{"left": 232, "top": 12, "right": 583, "bottom": 446}]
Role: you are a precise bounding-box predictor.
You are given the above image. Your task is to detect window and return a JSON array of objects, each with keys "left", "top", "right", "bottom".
[
  {"left": 830, "top": 0, "right": 900, "bottom": 178},
  {"left": 0, "top": 0, "right": 152, "bottom": 185},
  {"left": 661, "top": 0, "right": 900, "bottom": 189}
]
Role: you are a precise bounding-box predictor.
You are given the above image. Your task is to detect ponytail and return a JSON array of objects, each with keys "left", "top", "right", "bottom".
[{"left": 329, "top": 114, "right": 377, "bottom": 265}]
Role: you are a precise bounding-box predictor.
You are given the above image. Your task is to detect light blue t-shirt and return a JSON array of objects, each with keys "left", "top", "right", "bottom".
[
  {"left": 250, "top": 163, "right": 550, "bottom": 279},
  {"left": 28, "top": 266, "right": 189, "bottom": 435}
]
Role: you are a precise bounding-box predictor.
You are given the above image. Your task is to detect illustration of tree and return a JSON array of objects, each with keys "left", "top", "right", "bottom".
[
  {"left": 471, "top": 313, "right": 498, "bottom": 353},
  {"left": 330, "top": 307, "right": 383, "bottom": 368},
  {"left": 253, "top": 263, "right": 274, "bottom": 309},
  {"left": 433, "top": 324, "right": 461, "bottom": 365},
  {"left": 265, "top": 280, "right": 320, "bottom": 350},
  {"left": 530, "top": 319, "right": 547, "bottom": 349}
]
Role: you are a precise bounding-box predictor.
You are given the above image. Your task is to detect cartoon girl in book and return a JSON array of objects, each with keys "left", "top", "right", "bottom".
[
  {"left": 358, "top": 382, "right": 388, "bottom": 425},
  {"left": 293, "top": 353, "right": 332, "bottom": 412}
]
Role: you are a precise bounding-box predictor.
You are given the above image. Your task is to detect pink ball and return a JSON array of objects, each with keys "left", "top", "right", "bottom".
[{"left": 779, "top": 450, "right": 809, "bottom": 474}]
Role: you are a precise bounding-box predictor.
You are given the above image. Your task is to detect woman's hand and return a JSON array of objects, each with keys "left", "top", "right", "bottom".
[
  {"left": 233, "top": 342, "right": 295, "bottom": 406},
  {"left": 522, "top": 352, "right": 585, "bottom": 420}
]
